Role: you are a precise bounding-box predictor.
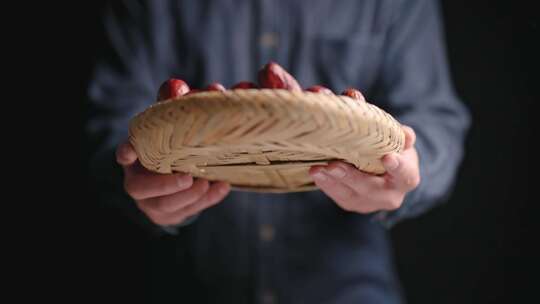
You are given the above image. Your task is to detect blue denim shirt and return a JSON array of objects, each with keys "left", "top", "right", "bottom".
[{"left": 87, "top": 1, "right": 470, "bottom": 303}]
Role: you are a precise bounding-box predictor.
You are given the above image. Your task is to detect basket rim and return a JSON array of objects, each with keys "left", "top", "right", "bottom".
[{"left": 128, "top": 89, "right": 404, "bottom": 192}]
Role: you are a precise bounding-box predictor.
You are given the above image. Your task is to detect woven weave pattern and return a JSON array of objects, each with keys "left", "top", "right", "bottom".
[{"left": 129, "top": 89, "right": 404, "bottom": 192}]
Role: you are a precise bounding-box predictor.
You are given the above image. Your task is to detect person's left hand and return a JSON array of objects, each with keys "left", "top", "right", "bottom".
[{"left": 309, "top": 125, "right": 420, "bottom": 214}]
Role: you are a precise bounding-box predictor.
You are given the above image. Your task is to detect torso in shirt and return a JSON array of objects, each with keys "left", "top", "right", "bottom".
[{"left": 146, "top": 1, "right": 402, "bottom": 303}]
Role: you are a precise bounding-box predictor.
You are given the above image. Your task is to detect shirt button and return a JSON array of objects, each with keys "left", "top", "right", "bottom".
[
  {"left": 259, "top": 32, "right": 279, "bottom": 49},
  {"left": 261, "top": 290, "right": 276, "bottom": 304},
  {"left": 259, "top": 224, "right": 275, "bottom": 242}
]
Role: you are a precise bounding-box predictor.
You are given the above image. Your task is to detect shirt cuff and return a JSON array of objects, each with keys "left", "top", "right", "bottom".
[{"left": 369, "top": 187, "right": 422, "bottom": 228}]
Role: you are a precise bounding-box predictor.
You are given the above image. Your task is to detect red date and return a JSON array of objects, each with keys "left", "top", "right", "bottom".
[
  {"left": 258, "top": 62, "right": 302, "bottom": 91},
  {"left": 306, "top": 85, "right": 334, "bottom": 95},
  {"left": 206, "top": 82, "right": 226, "bottom": 91},
  {"left": 232, "top": 81, "right": 259, "bottom": 89},
  {"left": 157, "top": 79, "right": 190, "bottom": 101},
  {"left": 341, "top": 88, "right": 365, "bottom": 101}
]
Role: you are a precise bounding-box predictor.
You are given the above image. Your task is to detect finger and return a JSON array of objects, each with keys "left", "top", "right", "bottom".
[
  {"left": 401, "top": 125, "right": 416, "bottom": 150},
  {"left": 116, "top": 141, "right": 138, "bottom": 166},
  {"left": 177, "top": 181, "right": 230, "bottom": 217},
  {"left": 323, "top": 161, "right": 385, "bottom": 192},
  {"left": 124, "top": 166, "right": 194, "bottom": 200},
  {"left": 142, "top": 178, "right": 210, "bottom": 213},
  {"left": 382, "top": 152, "right": 420, "bottom": 190},
  {"left": 309, "top": 166, "right": 357, "bottom": 206},
  {"left": 142, "top": 181, "right": 229, "bottom": 226},
  {"left": 195, "top": 181, "right": 231, "bottom": 206}
]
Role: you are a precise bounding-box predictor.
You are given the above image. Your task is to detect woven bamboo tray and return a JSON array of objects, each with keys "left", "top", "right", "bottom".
[{"left": 128, "top": 89, "right": 404, "bottom": 193}]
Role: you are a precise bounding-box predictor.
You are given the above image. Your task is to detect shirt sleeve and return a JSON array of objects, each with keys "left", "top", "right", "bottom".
[
  {"left": 86, "top": 0, "right": 186, "bottom": 236},
  {"left": 371, "top": 0, "right": 471, "bottom": 227}
]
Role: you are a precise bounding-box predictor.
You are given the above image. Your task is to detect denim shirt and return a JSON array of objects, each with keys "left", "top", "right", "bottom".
[{"left": 87, "top": 1, "right": 470, "bottom": 303}]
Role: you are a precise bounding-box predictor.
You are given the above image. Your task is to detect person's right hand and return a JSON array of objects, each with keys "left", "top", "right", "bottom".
[{"left": 116, "top": 141, "right": 231, "bottom": 226}]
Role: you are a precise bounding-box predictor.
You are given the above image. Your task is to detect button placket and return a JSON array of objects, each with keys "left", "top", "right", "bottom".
[
  {"left": 261, "top": 289, "right": 276, "bottom": 304},
  {"left": 259, "top": 32, "right": 280, "bottom": 49},
  {"left": 257, "top": 0, "right": 280, "bottom": 64},
  {"left": 259, "top": 224, "right": 275, "bottom": 242},
  {"left": 255, "top": 193, "right": 279, "bottom": 304}
]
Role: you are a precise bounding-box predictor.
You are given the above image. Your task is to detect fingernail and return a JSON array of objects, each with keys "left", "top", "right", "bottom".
[
  {"left": 312, "top": 171, "right": 328, "bottom": 181},
  {"left": 116, "top": 147, "right": 129, "bottom": 164},
  {"left": 177, "top": 175, "right": 190, "bottom": 187},
  {"left": 219, "top": 183, "right": 229, "bottom": 194},
  {"left": 328, "top": 167, "right": 346, "bottom": 178},
  {"left": 384, "top": 156, "right": 399, "bottom": 170}
]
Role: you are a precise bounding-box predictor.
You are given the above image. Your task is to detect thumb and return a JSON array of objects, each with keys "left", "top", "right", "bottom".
[
  {"left": 116, "top": 141, "right": 138, "bottom": 167},
  {"left": 401, "top": 125, "right": 416, "bottom": 150}
]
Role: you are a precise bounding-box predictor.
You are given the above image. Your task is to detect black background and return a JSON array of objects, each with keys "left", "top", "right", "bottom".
[{"left": 68, "top": 1, "right": 536, "bottom": 303}]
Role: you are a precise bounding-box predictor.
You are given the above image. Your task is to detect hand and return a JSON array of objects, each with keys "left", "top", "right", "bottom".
[
  {"left": 309, "top": 126, "right": 420, "bottom": 214},
  {"left": 116, "top": 141, "right": 231, "bottom": 226}
]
